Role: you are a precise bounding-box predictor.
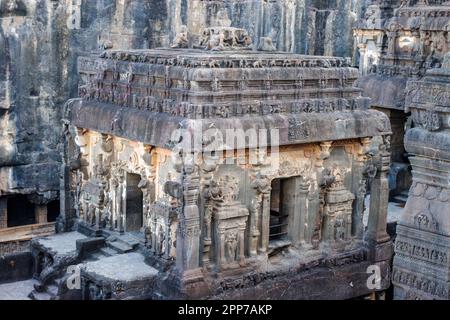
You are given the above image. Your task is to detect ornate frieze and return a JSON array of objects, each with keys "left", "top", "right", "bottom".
[
  {"left": 392, "top": 267, "right": 449, "bottom": 299},
  {"left": 395, "top": 239, "right": 448, "bottom": 266}
]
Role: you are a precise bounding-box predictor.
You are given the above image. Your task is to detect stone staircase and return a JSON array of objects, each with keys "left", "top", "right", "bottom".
[
  {"left": 81, "top": 234, "right": 141, "bottom": 260},
  {"left": 28, "top": 233, "right": 142, "bottom": 300},
  {"left": 105, "top": 234, "right": 140, "bottom": 254},
  {"left": 391, "top": 190, "right": 409, "bottom": 205}
]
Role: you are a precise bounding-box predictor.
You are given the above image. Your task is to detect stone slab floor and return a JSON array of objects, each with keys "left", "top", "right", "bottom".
[
  {"left": 0, "top": 279, "right": 38, "bottom": 300},
  {"left": 364, "top": 196, "right": 405, "bottom": 227}
]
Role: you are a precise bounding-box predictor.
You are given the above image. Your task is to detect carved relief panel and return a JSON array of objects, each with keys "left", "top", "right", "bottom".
[
  {"left": 322, "top": 168, "right": 356, "bottom": 246},
  {"left": 210, "top": 175, "right": 249, "bottom": 270}
]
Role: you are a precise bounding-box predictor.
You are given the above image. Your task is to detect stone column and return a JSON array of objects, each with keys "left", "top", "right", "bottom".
[
  {"left": 35, "top": 204, "right": 48, "bottom": 224},
  {"left": 0, "top": 197, "right": 7, "bottom": 229},
  {"left": 251, "top": 172, "right": 272, "bottom": 255},
  {"left": 354, "top": 138, "right": 372, "bottom": 239},
  {"left": 285, "top": 176, "right": 310, "bottom": 246},
  {"left": 118, "top": 183, "right": 125, "bottom": 234},
  {"left": 218, "top": 230, "right": 226, "bottom": 266},
  {"left": 311, "top": 141, "right": 333, "bottom": 249},
  {"left": 259, "top": 192, "right": 271, "bottom": 253},
  {"left": 365, "top": 136, "right": 392, "bottom": 260},
  {"left": 238, "top": 226, "right": 246, "bottom": 264},
  {"left": 299, "top": 178, "right": 311, "bottom": 244},
  {"left": 386, "top": 31, "right": 397, "bottom": 56},
  {"left": 59, "top": 118, "right": 81, "bottom": 232},
  {"left": 176, "top": 155, "right": 202, "bottom": 277},
  {"left": 357, "top": 43, "right": 367, "bottom": 75},
  {"left": 200, "top": 161, "right": 217, "bottom": 268}
]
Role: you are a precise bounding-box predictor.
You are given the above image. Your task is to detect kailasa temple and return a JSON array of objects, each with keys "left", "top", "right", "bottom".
[{"left": 0, "top": 0, "right": 449, "bottom": 301}]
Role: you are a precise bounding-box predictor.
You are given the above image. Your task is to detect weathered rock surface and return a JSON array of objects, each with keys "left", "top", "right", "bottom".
[{"left": 0, "top": 0, "right": 368, "bottom": 227}]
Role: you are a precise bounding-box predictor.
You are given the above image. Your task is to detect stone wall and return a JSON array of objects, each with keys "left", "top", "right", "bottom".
[
  {"left": 0, "top": 0, "right": 367, "bottom": 242},
  {"left": 0, "top": 240, "right": 30, "bottom": 256},
  {"left": 0, "top": 251, "right": 34, "bottom": 283}
]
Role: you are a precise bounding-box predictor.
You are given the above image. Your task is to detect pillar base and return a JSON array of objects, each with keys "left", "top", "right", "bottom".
[{"left": 365, "top": 238, "right": 393, "bottom": 262}]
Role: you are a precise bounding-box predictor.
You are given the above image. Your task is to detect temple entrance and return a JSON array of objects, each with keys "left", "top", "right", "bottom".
[
  {"left": 269, "top": 179, "right": 289, "bottom": 242},
  {"left": 125, "top": 173, "right": 143, "bottom": 232},
  {"left": 270, "top": 176, "right": 309, "bottom": 247}
]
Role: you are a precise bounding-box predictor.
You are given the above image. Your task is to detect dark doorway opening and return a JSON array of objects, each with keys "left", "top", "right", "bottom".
[
  {"left": 269, "top": 179, "right": 289, "bottom": 242},
  {"left": 47, "top": 200, "right": 60, "bottom": 223},
  {"left": 7, "top": 195, "right": 36, "bottom": 227},
  {"left": 125, "top": 173, "right": 143, "bottom": 232}
]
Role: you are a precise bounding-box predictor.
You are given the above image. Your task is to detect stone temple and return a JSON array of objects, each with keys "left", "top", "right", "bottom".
[{"left": 0, "top": 0, "right": 449, "bottom": 301}]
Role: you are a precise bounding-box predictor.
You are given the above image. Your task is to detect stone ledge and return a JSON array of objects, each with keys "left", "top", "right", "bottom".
[
  {"left": 0, "top": 223, "right": 55, "bottom": 244},
  {"left": 69, "top": 100, "right": 391, "bottom": 149}
]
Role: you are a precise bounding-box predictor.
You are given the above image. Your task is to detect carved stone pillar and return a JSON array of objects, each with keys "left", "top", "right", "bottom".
[
  {"left": 248, "top": 198, "right": 261, "bottom": 257},
  {"left": 285, "top": 176, "right": 310, "bottom": 247},
  {"left": 201, "top": 162, "right": 218, "bottom": 268},
  {"left": 176, "top": 155, "right": 202, "bottom": 276},
  {"left": 0, "top": 197, "right": 7, "bottom": 229},
  {"left": 357, "top": 43, "right": 368, "bottom": 75},
  {"left": 251, "top": 172, "right": 271, "bottom": 255},
  {"left": 366, "top": 136, "right": 392, "bottom": 259},
  {"left": 386, "top": 31, "right": 397, "bottom": 57},
  {"left": 259, "top": 191, "right": 271, "bottom": 254},
  {"left": 393, "top": 65, "right": 450, "bottom": 300},
  {"left": 35, "top": 204, "right": 48, "bottom": 224},
  {"left": 59, "top": 116, "right": 81, "bottom": 232},
  {"left": 354, "top": 138, "right": 373, "bottom": 239},
  {"left": 298, "top": 177, "right": 311, "bottom": 244},
  {"left": 311, "top": 141, "right": 333, "bottom": 249},
  {"left": 110, "top": 163, "right": 126, "bottom": 234}
]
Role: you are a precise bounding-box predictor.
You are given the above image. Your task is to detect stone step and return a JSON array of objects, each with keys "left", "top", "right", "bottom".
[
  {"left": 29, "top": 290, "right": 54, "bottom": 301},
  {"left": 392, "top": 194, "right": 408, "bottom": 204},
  {"left": 90, "top": 252, "right": 107, "bottom": 260},
  {"left": 115, "top": 234, "right": 140, "bottom": 249},
  {"left": 99, "top": 246, "right": 118, "bottom": 257},
  {"left": 400, "top": 190, "right": 410, "bottom": 197},
  {"left": 107, "top": 240, "right": 133, "bottom": 253}
]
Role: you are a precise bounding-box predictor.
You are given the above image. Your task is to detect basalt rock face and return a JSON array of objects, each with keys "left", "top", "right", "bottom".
[
  {"left": 0, "top": 0, "right": 366, "bottom": 233},
  {"left": 180, "top": 0, "right": 366, "bottom": 58},
  {"left": 0, "top": 0, "right": 166, "bottom": 204},
  {"left": 0, "top": 1, "right": 61, "bottom": 202}
]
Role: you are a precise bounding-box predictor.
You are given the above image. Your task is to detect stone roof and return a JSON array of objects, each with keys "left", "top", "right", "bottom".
[{"left": 71, "top": 47, "right": 391, "bottom": 149}]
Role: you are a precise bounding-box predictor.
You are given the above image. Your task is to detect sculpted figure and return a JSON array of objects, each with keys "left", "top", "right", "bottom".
[
  {"left": 225, "top": 232, "right": 238, "bottom": 263},
  {"left": 171, "top": 25, "right": 188, "bottom": 49}
]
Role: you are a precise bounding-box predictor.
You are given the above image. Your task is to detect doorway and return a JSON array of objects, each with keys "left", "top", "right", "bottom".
[
  {"left": 47, "top": 200, "right": 60, "bottom": 223},
  {"left": 125, "top": 173, "right": 143, "bottom": 232},
  {"left": 7, "top": 195, "right": 36, "bottom": 227},
  {"left": 269, "top": 179, "right": 289, "bottom": 242}
]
